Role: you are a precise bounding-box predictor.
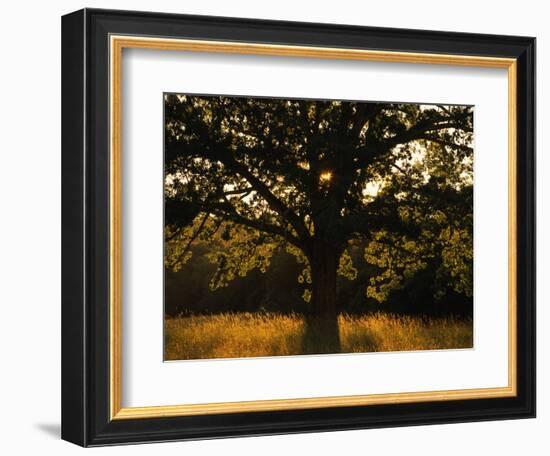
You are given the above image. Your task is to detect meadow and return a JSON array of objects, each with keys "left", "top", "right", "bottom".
[{"left": 164, "top": 312, "right": 473, "bottom": 360}]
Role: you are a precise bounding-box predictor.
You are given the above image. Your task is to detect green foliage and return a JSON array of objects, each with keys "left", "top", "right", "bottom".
[
  {"left": 164, "top": 94, "right": 473, "bottom": 311},
  {"left": 165, "top": 215, "right": 284, "bottom": 289},
  {"left": 207, "top": 224, "right": 279, "bottom": 290},
  {"left": 364, "top": 207, "right": 473, "bottom": 303},
  {"left": 438, "top": 226, "right": 474, "bottom": 298},
  {"left": 365, "top": 231, "right": 428, "bottom": 302}
]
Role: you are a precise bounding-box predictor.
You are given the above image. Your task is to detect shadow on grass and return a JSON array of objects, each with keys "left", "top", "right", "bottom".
[{"left": 301, "top": 316, "right": 341, "bottom": 355}]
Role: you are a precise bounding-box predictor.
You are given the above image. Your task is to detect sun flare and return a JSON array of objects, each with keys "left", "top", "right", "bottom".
[{"left": 319, "top": 171, "right": 333, "bottom": 184}]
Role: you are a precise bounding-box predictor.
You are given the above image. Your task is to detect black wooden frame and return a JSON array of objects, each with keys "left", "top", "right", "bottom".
[{"left": 62, "top": 8, "right": 536, "bottom": 447}]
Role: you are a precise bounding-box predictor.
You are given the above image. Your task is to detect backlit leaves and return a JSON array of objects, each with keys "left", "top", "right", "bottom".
[{"left": 164, "top": 95, "right": 474, "bottom": 309}]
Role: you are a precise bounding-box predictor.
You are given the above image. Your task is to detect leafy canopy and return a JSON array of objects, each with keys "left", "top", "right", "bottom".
[{"left": 164, "top": 94, "right": 473, "bottom": 304}]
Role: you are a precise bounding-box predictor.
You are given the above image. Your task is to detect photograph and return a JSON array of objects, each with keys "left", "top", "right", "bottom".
[{"left": 163, "top": 94, "right": 474, "bottom": 360}]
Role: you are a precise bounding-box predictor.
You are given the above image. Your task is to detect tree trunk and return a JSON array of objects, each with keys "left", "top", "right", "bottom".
[{"left": 302, "top": 241, "right": 342, "bottom": 354}]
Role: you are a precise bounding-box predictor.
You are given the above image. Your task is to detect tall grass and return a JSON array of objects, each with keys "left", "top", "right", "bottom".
[{"left": 164, "top": 312, "right": 472, "bottom": 361}]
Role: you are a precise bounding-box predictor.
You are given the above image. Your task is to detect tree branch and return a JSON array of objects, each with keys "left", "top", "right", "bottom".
[
  {"left": 205, "top": 200, "right": 304, "bottom": 248},
  {"left": 418, "top": 135, "right": 473, "bottom": 153},
  {"left": 221, "top": 186, "right": 254, "bottom": 196},
  {"left": 220, "top": 152, "right": 311, "bottom": 241},
  {"left": 169, "top": 212, "right": 210, "bottom": 266}
]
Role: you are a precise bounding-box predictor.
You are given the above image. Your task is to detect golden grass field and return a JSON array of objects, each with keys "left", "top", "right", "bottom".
[{"left": 164, "top": 312, "right": 473, "bottom": 360}]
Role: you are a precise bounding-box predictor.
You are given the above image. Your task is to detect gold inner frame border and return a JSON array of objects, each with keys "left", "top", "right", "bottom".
[{"left": 109, "top": 35, "right": 517, "bottom": 420}]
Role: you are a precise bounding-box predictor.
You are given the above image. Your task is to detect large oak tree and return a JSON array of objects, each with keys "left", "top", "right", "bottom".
[{"left": 164, "top": 94, "right": 473, "bottom": 349}]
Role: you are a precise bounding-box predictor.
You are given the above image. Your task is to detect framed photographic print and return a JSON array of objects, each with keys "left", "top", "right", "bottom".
[{"left": 61, "top": 8, "right": 536, "bottom": 447}]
